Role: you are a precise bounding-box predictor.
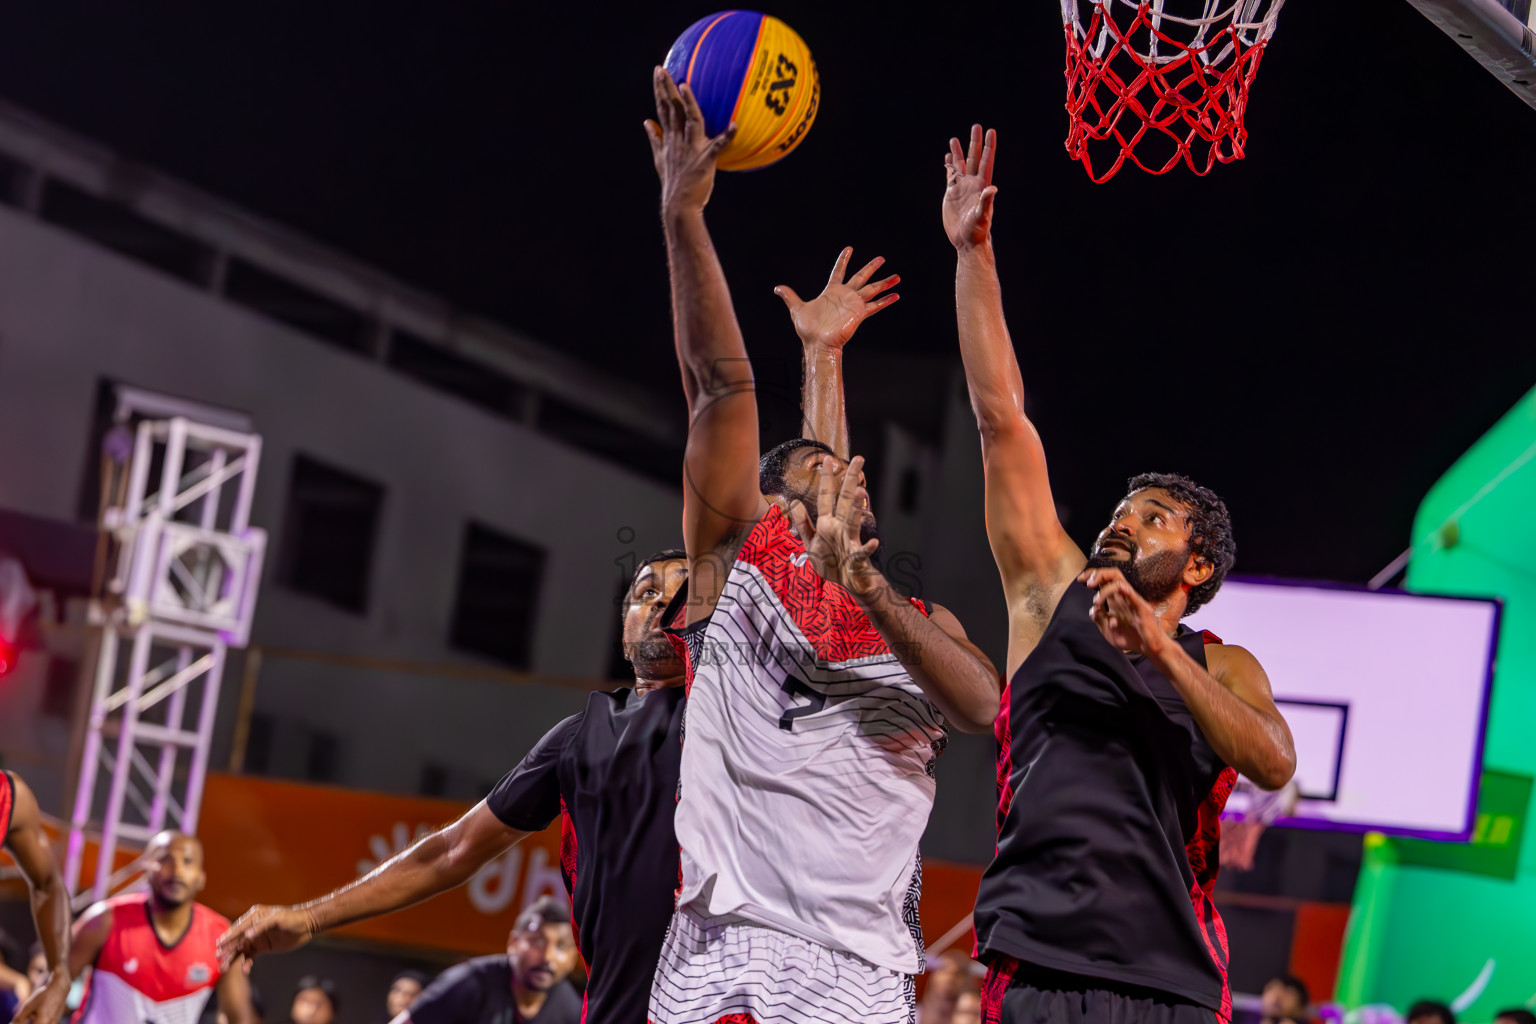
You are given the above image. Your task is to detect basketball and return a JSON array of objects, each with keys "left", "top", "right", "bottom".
[{"left": 663, "top": 11, "right": 820, "bottom": 171}]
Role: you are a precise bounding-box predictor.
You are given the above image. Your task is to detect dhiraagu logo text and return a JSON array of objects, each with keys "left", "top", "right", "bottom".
[{"left": 358, "top": 822, "right": 564, "bottom": 916}]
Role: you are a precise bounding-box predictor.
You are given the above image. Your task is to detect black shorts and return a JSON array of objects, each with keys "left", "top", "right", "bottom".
[{"left": 981, "top": 957, "right": 1220, "bottom": 1024}]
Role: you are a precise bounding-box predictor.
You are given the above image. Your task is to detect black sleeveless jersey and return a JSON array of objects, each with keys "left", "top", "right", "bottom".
[
  {"left": 974, "top": 581, "right": 1237, "bottom": 1018},
  {"left": 488, "top": 684, "right": 686, "bottom": 1024}
]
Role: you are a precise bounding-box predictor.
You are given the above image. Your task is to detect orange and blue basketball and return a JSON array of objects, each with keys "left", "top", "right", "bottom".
[{"left": 664, "top": 11, "right": 820, "bottom": 171}]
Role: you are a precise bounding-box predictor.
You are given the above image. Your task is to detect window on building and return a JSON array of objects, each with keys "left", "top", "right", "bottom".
[
  {"left": 40, "top": 181, "right": 218, "bottom": 286},
  {"left": 449, "top": 523, "right": 545, "bottom": 670},
  {"left": 243, "top": 714, "right": 274, "bottom": 774},
  {"left": 305, "top": 730, "right": 340, "bottom": 783},
  {"left": 224, "top": 258, "right": 374, "bottom": 355},
  {"left": 277, "top": 455, "right": 385, "bottom": 613},
  {"left": 386, "top": 331, "right": 527, "bottom": 419},
  {"left": 536, "top": 395, "right": 681, "bottom": 484},
  {"left": 418, "top": 762, "right": 449, "bottom": 798}
]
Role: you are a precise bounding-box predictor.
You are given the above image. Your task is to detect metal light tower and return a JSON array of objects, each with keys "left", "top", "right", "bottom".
[{"left": 65, "top": 416, "right": 265, "bottom": 901}]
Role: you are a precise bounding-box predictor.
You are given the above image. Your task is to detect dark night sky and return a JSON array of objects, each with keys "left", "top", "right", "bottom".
[{"left": 0, "top": 1, "right": 1532, "bottom": 587}]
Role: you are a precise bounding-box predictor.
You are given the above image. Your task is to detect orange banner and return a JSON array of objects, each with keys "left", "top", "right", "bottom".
[
  {"left": 114, "top": 773, "right": 988, "bottom": 961},
  {"left": 197, "top": 774, "right": 564, "bottom": 956}
]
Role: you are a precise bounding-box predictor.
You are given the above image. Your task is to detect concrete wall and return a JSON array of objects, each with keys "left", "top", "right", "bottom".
[
  {"left": 0, "top": 204, "right": 679, "bottom": 798},
  {"left": 0, "top": 198, "right": 1008, "bottom": 861}
]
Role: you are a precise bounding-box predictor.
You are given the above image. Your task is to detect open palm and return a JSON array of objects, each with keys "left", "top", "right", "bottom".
[
  {"left": 943, "top": 124, "right": 998, "bottom": 251},
  {"left": 775, "top": 247, "right": 899, "bottom": 351}
]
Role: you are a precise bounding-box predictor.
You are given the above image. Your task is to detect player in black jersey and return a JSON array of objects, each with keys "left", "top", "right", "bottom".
[
  {"left": 0, "top": 771, "right": 71, "bottom": 1024},
  {"left": 217, "top": 550, "right": 688, "bottom": 1024},
  {"left": 940, "top": 125, "right": 1298, "bottom": 1024}
]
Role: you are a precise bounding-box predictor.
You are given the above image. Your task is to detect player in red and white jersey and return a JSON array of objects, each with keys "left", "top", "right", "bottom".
[
  {"left": 643, "top": 69, "right": 1000, "bottom": 1024},
  {"left": 71, "top": 831, "right": 252, "bottom": 1024},
  {"left": 0, "top": 770, "right": 72, "bottom": 1024}
]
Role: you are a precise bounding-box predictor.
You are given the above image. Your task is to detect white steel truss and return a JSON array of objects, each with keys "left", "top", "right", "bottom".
[{"left": 66, "top": 416, "right": 265, "bottom": 902}]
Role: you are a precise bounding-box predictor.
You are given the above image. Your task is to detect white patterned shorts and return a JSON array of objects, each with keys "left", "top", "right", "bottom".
[{"left": 648, "top": 906, "right": 917, "bottom": 1024}]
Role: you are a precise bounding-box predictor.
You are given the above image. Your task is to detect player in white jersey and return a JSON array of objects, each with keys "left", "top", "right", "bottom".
[{"left": 643, "top": 68, "right": 1001, "bottom": 1024}]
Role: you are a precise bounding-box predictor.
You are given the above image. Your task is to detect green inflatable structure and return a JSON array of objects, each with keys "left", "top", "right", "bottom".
[{"left": 1336, "top": 384, "right": 1536, "bottom": 1022}]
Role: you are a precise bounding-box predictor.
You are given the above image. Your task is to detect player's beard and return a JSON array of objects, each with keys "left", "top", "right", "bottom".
[
  {"left": 150, "top": 883, "right": 190, "bottom": 911},
  {"left": 1084, "top": 544, "right": 1188, "bottom": 603},
  {"left": 625, "top": 634, "right": 676, "bottom": 668}
]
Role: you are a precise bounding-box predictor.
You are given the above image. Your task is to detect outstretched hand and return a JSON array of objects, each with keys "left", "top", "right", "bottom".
[
  {"left": 788, "top": 456, "right": 881, "bottom": 598},
  {"left": 1078, "top": 567, "right": 1168, "bottom": 657},
  {"left": 774, "top": 248, "right": 900, "bottom": 352},
  {"left": 216, "top": 905, "right": 317, "bottom": 970},
  {"left": 10, "top": 975, "right": 68, "bottom": 1024},
  {"left": 644, "top": 67, "right": 737, "bottom": 216},
  {"left": 943, "top": 124, "right": 998, "bottom": 251}
]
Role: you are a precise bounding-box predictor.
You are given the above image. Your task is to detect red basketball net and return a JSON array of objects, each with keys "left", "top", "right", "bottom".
[{"left": 1062, "top": 0, "right": 1286, "bottom": 182}]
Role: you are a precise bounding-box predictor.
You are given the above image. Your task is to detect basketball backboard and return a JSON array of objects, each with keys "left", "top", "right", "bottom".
[
  {"left": 1406, "top": 0, "right": 1536, "bottom": 110},
  {"left": 1186, "top": 578, "right": 1500, "bottom": 840}
]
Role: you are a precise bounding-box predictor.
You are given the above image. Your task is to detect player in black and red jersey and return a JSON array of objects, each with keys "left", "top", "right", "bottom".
[
  {"left": 940, "top": 124, "right": 1297, "bottom": 1024},
  {"left": 217, "top": 549, "right": 687, "bottom": 1024},
  {"left": 0, "top": 771, "right": 71, "bottom": 1024}
]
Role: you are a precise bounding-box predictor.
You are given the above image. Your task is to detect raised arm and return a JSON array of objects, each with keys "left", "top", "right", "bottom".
[
  {"left": 775, "top": 247, "right": 901, "bottom": 458},
  {"left": 645, "top": 68, "right": 767, "bottom": 622},
  {"left": 216, "top": 802, "right": 525, "bottom": 967},
  {"left": 4, "top": 774, "right": 71, "bottom": 1024},
  {"left": 789, "top": 457, "right": 1000, "bottom": 731},
  {"left": 944, "top": 126, "right": 1083, "bottom": 632}
]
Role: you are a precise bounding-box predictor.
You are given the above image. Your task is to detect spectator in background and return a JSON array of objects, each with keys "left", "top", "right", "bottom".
[
  {"left": 918, "top": 951, "right": 981, "bottom": 1024},
  {"left": 1260, "top": 974, "right": 1310, "bottom": 1024},
  {"left": 397, "top": 898, "right": 580, "bottom": 1024},
  {"left": 1494, "top": 1011, "right": 1536, "bottom": 1024},
  {"left": 386, "top": 972, "right": 428, "bottom": 1021},
  {"left": 288, "top": 977, "right": 338, "bottom": 1024},
  {"left": 953, "top": 989, "right": 982, "bottom": 1024},
  {"left": 0, "top": 930, "right": 29, "bottom": 1023},
  {"left": 24, "top": 946, "right": 45, "bottom": 997},
  {"left": 1406, "top": 1001, "right": 1456, "bottom": 1024}
]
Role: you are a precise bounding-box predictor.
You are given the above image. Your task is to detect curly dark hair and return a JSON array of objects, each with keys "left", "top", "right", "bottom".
[
  {"left": 759, "top": 438, "right": 835, "bottom": 497},
  {"left": 1125, "top": 471, "right": 1235, "bottom": 616}
]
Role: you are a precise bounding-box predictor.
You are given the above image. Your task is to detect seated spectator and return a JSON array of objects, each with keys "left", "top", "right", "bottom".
[
  {"left": 399, "top": 898, "right": 580, "bottom": 1024},
  {"left": 1494, "top": 1010, "right": 1536, "bottom": 1024},
  {"left": 1261, "top": 974, "right": 1310, "bottom": 1024},
  {"left": 1406, "top": 1001, "right": 1456, "bottom": 1024},
  {"left": 386, "top": 972, "right": 428, "bottom": 1022},
  {"left": 288, "top": 977, "right": 338, "bottom": 1024}
]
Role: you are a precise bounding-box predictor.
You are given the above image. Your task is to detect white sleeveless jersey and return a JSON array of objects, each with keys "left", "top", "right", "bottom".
[{"left": 668, "top": 506, "right": 945, "bottom": 973}]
